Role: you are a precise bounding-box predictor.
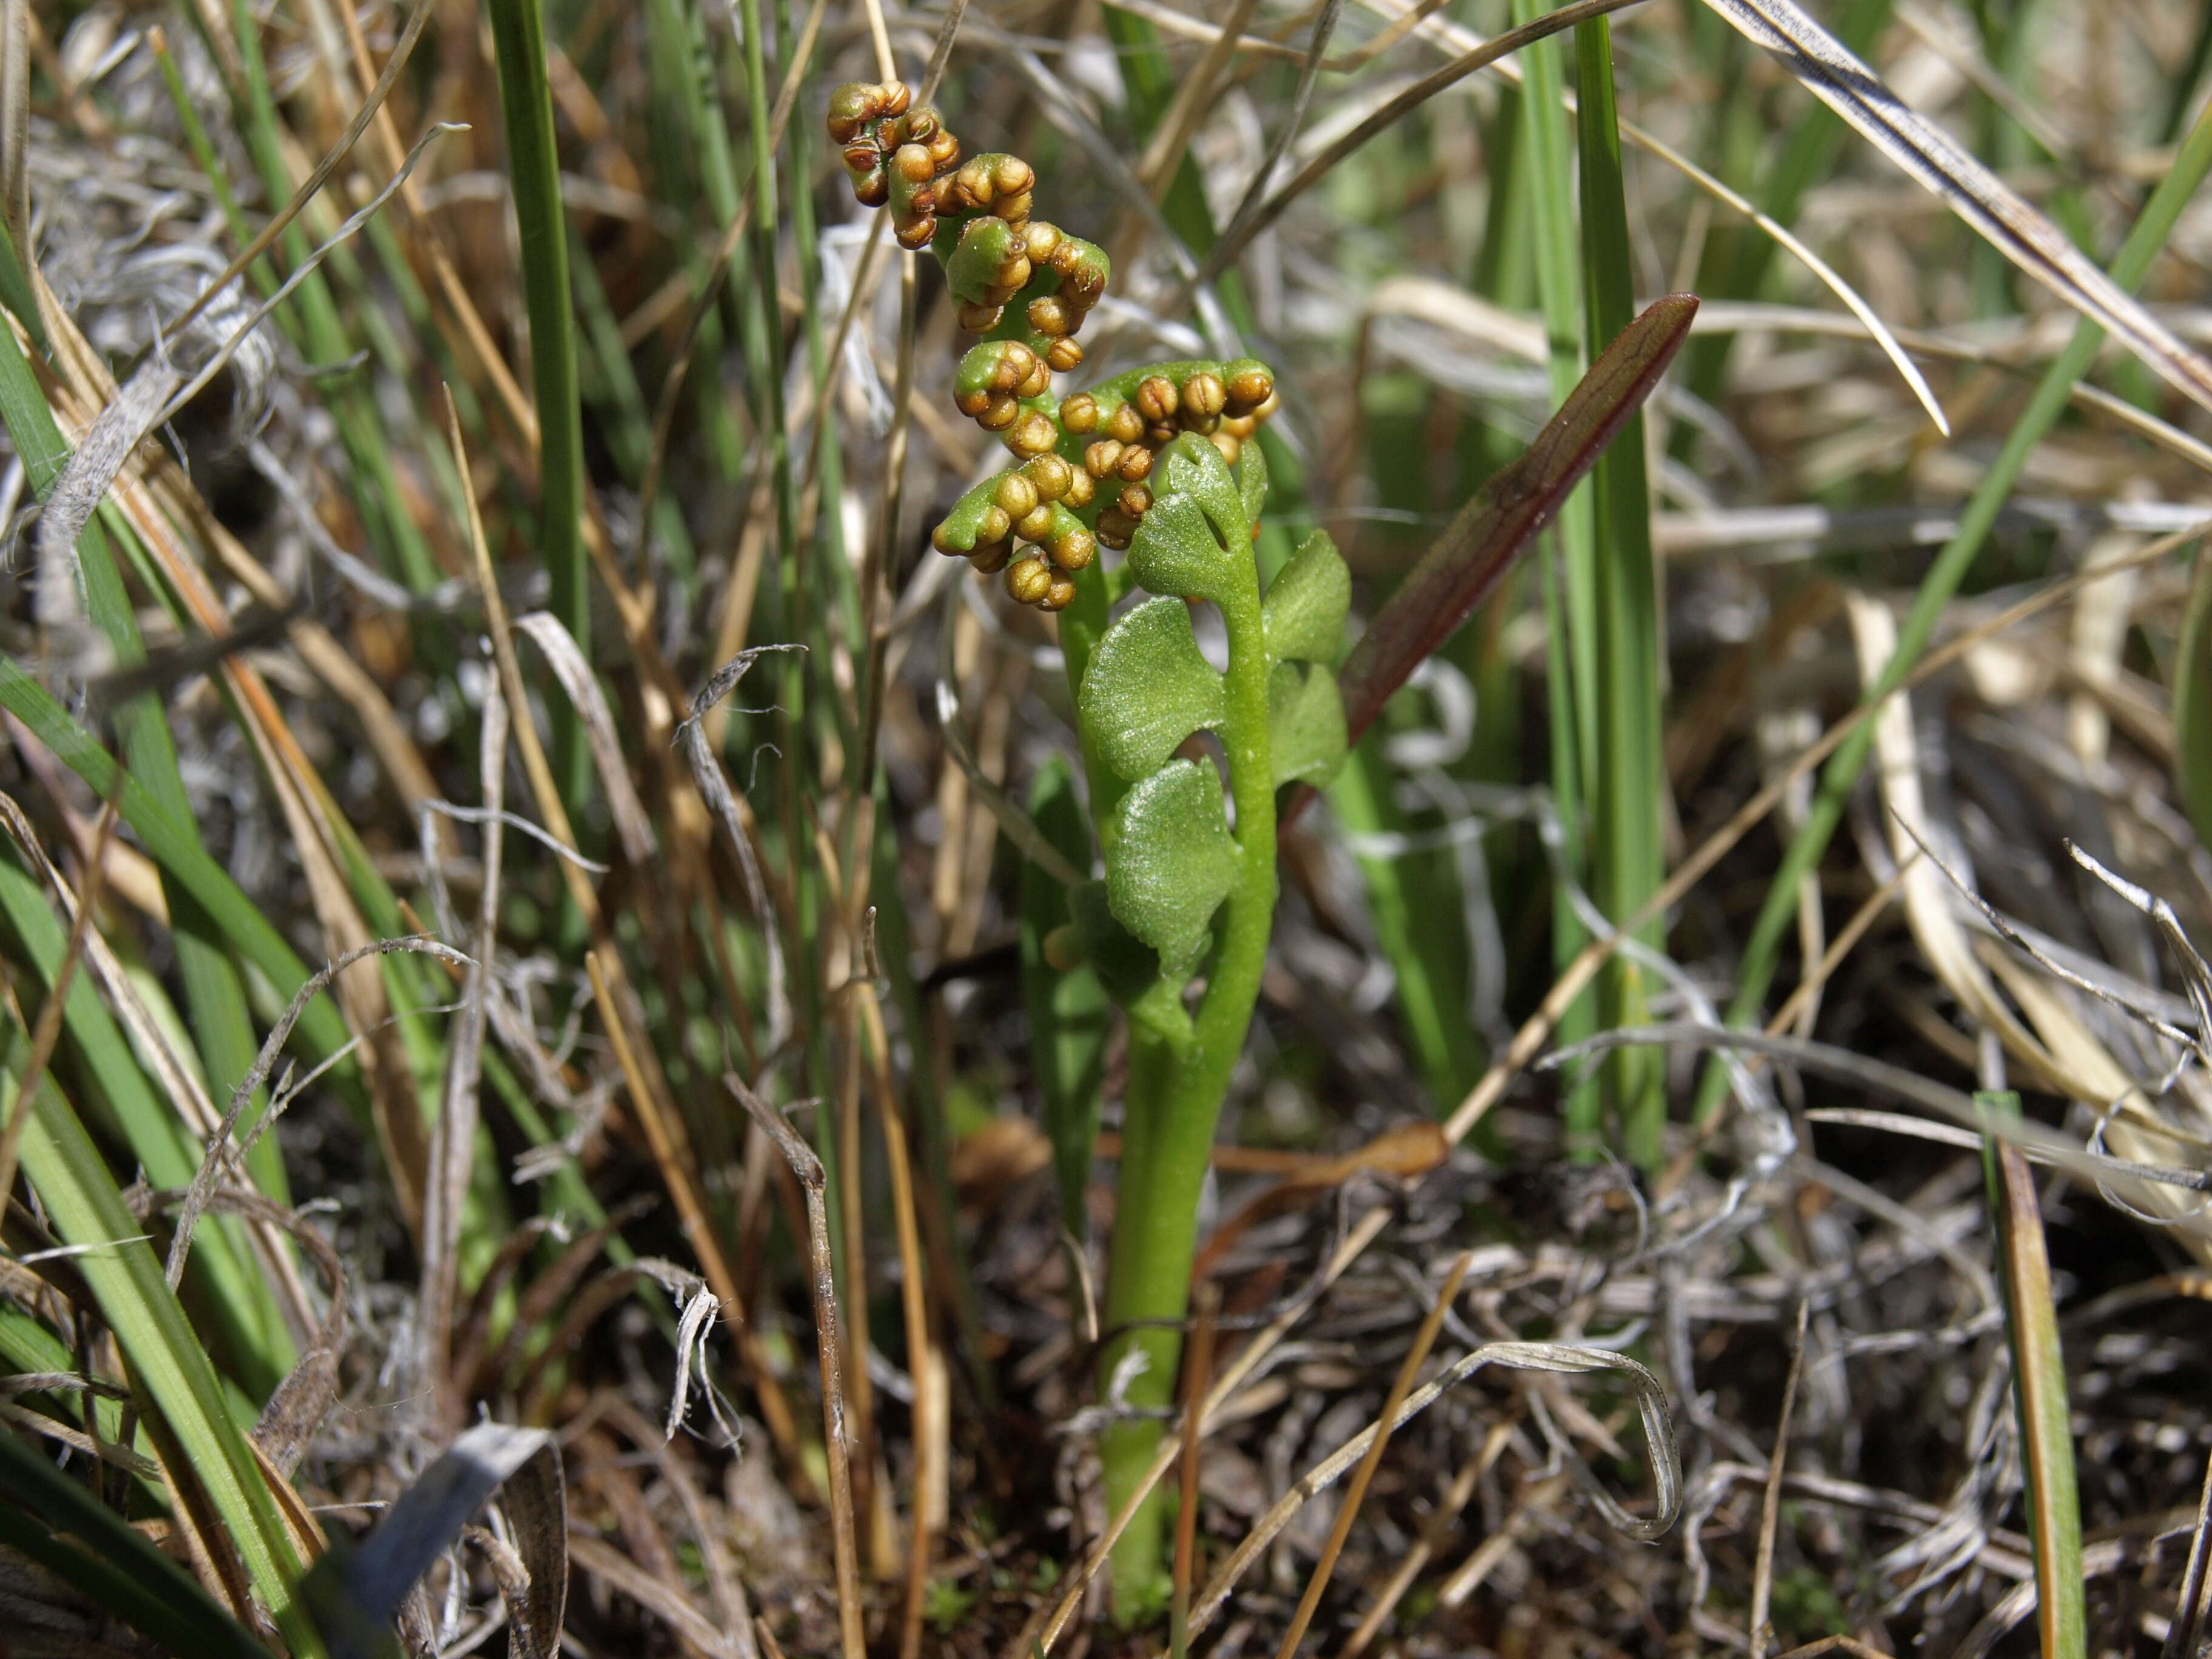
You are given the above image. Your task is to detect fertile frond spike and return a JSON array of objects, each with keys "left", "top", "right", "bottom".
[{"left": 830, "top": 84, "right": 1283, "bottom": 614}]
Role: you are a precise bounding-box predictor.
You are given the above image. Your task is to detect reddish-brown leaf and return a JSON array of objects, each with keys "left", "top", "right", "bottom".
[{"left": 1334, "top": 291, "right": 1700, "bottom": 748}]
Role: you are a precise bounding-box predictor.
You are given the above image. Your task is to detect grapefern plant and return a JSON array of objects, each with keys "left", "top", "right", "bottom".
[{"left": 833, "top": 80, "right": 1350, "bottom": 1606}]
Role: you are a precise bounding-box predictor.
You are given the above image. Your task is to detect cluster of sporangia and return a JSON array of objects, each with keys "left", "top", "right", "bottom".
[{"left": 829, "top": 80, "right": 1280, "bottom": 612}]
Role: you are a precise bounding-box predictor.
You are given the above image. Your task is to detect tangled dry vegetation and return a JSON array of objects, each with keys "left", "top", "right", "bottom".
[{"left": 5, "top": 0, "right": 2212, "bottom": 1655}]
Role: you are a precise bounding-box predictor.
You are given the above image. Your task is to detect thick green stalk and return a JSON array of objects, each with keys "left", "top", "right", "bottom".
[
  {"left": 1096, "top": 555, "right": 1277, "bottom": 1615},
  {"left": 1695, "top": 99, "right": 2212, "bottom": 1121},
  {"left": 1575, "top": 17, "right": 1667, "bottom": 1172}
]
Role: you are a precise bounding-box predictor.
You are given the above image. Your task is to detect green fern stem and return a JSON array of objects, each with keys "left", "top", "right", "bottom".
[
  {"left": 1094, "top": 548, "right": 1277, "bottom": 1612},
  {"left": 830, "top": 82, "right": 1319, "bottom": 1618}
]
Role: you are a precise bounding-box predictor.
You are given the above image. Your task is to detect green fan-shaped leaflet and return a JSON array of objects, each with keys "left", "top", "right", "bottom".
[
  {"left": 1127, "top": 435, "right": 1248, "bottom": 606},
  {"left": 1267, "top": 660, "right": 1348, "bottom": 788},
  {"left": 1105, "top": 758, "right": 1238, "bottom": 973},
  {"left": 1159, "top": 433, "right": 1248, "bottom": 552},
  {"left": 1262, "top": 531, "right": 1350, "bottom": 666},
  {"left": 1069, "top": 879, "right": 1162, "bottom": 1008},
  {"left": 1125, "top": 495, "right": 1230, "bottom": 607},
  {"left": 1078, "top": 597, "right": 1226, "bottom": 781},
  {"left": 1235, "top": 440, "right": 1269, "bottom": 529}
]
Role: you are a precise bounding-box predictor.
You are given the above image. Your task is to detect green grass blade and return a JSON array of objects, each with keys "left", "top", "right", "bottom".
[
  {"left": 1327, "top": 747, "right": 1486, "bottom": 1108},
  {"left": 2176, "top": 542, "right": 2212, "bottom": 846},
  {"left": 0, "top": 661, "right": 352, "bottom": 1071},
  {"left": 1574, "top": 15, "right": 1667, "bottom": 1175},
  {"left": 0, "top": 856, "right": 290, "bottom": 1392},
  {"left": 197, "top": 0, "right": 436, "bottom": 591},
  {"left": 1020, "top": 760, "right": 1111, "bottom": 1242},
  {"left": 0, "top": 216, "right": 48, "bottom": 354},
  {"left": 1, "top": 1047, "right": 313, "bottom": 1651},
  {"left": 1698, "top": 93, "right": 2212, "bottom": 1122},
  {"left": 1674, "top": 0, "right": 1894, "bottom": 423},
  {"left": 0, "top": 1424, "right": 269, "bottom": 1659},
  {"left": 1512, "top": 0, "right": 1603, "bottom": 1150},
  {"left": 1979, "top": 1091, "right": 2085, "bottom": 1659},
  {"left": 0, "top": 234, "right": 291, "bottom": 1207},
  {"left": 487, "top": 0, "right": 589, "bottom": 816}
]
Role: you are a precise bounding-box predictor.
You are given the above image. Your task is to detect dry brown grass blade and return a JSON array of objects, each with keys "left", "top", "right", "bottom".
[
  {"left": 583, "top": 1393, "right": 754, "bottom": 1659},
  {"left": 1845, "top": 592, "right": 2072, "bottom": 1087},
  {"left": 2164, "top": 1449, "right": 2212, "bottom": 1659},
  {"left": 726, "top": 1075, "right": 866, "bottom": 1659},
  {"left": 1185, "top": 1343, "right": 1678, "bottom": 1646},
  {"left": 168, "top": 0, "right": 438, "bottom": 333},
  {"left": 164, "top": 471, "right": 451, "bottom": 857},
  {"left": 1748, "top": 1301, "right": 1809, "bottom": 1659},
  {"left": 1169, "top": 1282, "right": 1220, "bottom": 1659},
  {"left": 854, "top": 970, "right": 939, "bottom": 1659},
  {"left": 683, "top": 645, "right": 805, "bottom": 1050},
  {"left": 1213, "top": 0, "right": 1347, "bottom": 275},
  {"left": 1551, "top": 1022, "right": 2212, "bottom": 1215},
  {"left": 0, "top": 791, "right": 317, "bottom": 1339},
  {"left": 166, "top": 935, "right": 468, "bottom": 1293},
  {"left": 421, "top": 682, "right": 505, "bottom": 1419},
  {"left": 466, "top": 1210, "right": 635, "bottom": 1393},
  {"left": 1654, "top": 853, "right": 1917, "bottom": 1203},
  {"left": 501, "top": 1436, "right": 571, "bottom": 1659},
  {"left": 513, "top": 612, "right": 657, "bottom": 868},
  {"left": 935, "top": 645, "right": 1085, "bottom": 888},
  {"left": 1437, "top": 1472, "right": 1569, "bottom": 1606},
  {"left": 569, "top": 1534, "right": 733, "bottom": 1656},
  {"left": 133, "top": 1385, "right": 267, "bottom": 1633},
  {"left": 1987, "top": 1114, "right": 2086, "bottom": 1659},
  {"left": 814, "top": 835, "right": 882, "bottom": 1577},
  {"left": 35, "top": 275, "right": 434, "bottom": 1236},
  {"left": 1441, "top": 520, "right": 2207, "bottom": 1150},
  {"left": 1865, "top": 629, "right": 2212, "bottom": 1261},
  {"left": 1353, "top": 0, "right": 1951, "bottom": 429},
  {"left": 331, "top": 0, "right": 530, "bottom": 445},
  {"left": 32, "top": 121, "right": 457, "bottom": 623},
  {"left": 444, "top": 387, "right": 746, "bottom": 1320},
  {"left": 1336, "top": 1415, "right": 1515, "bottom": 1659},
  {"left": 1270, "top": 1250, "right": 1475, "bottom": 1659},
  {"left": 1769, "top": 1640, "right": 1897, "bottom": 1659},
  {"left": 0, "top": 1397, "right": 159, "bottom": 1476},
  {"left": 1701, "top": 0, "right": 2212, "bottom": 414},
  {"left": 1134, "top": 0, "right": 1263, "bottom": 204}
]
